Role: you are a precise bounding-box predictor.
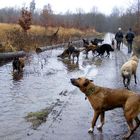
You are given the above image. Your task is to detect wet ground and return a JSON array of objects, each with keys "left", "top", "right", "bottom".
[{"left": 0, "top": 33, "right": 140, "bottom": 140}]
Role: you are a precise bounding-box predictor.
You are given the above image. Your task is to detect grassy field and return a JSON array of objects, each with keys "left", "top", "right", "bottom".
[{"left": 0, "top": 23, "right": 100, "bottom": 52}]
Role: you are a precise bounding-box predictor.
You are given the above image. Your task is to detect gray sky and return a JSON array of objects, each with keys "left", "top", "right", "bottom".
[{"left": 0, "top": 0, "right": 133, "bottom": 15}]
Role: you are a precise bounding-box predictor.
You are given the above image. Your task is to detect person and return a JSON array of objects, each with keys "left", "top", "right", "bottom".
[
  {"left": 125, "top": 28, "right": 135, "bottom": 54},
  {"left": 115, "top": 27, "right": 123, "bottom": 50}
]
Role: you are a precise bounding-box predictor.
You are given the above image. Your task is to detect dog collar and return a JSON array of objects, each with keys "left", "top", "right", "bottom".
[{"left": 86, "top": 87, "right": 95, "bottom": 97}]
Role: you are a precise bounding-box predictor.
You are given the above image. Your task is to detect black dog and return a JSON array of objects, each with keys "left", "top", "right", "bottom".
[
  {"left": 95, "top": 44, "right": 114, "bottom": 57},
  {"left": 12, "top": 57, "right": 25, "bottom": 73},
  {"left": 12, "top": 57, "right": 20, "bottom": 72},
  {"left": 91, "top": 38, "right": 104, "bottom": 46}
]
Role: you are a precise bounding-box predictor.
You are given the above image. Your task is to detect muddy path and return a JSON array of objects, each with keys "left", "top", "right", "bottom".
[{"left": 0, "top": 33, "right": 140, "bottom": 140}]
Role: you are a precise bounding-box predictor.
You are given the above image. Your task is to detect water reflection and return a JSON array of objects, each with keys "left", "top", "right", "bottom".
[
  {"left": 82, "top": 57, "right": 102, "bottom": 67},
  {"left": 12, "top": 71, "right": 23, "bottom": 81},
  {"left": 59, "top": 59, "right": 79, "bottom": 72}
]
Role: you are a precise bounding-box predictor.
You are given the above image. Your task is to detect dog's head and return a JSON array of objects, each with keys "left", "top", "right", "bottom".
[
  {"left": 70, "top": 77, "right": 93, "bottom": 89},
  {"left": 130, "top": 55, "right": 139, "bottom": 63},
  {"left": 82, "top": 39, "right": 89, "bottom": 45}
]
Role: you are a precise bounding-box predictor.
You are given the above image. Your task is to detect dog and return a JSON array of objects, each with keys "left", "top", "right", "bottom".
[
  {"left": 91, "top": 38, "right": 104, "bottom": 46},
  {"left": 70, "top": 77, "right": 140, "bottom": 139},
  {"left": 82, "top": 39, "right": 98, "bottom": 58},
  {"left": 12, "top": 57, "right": 25, "bottom": 73},
  {"left": 57, "top": 42, "right": 81, "bottom": 61},
  {"left": 94, "top": 44, "right": 114, "bottom": 57},
  {"left": 121, "top": 55, "right": 139, "bottom": 89}
]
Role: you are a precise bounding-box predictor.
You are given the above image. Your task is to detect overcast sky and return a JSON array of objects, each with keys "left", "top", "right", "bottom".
[{"left": 0, "top": 0, "right": 133, "bottom": 15}]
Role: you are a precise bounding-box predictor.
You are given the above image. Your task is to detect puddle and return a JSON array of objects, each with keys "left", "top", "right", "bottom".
[{"left": 0, "top": 39, "right": 112, "bottom": 139}]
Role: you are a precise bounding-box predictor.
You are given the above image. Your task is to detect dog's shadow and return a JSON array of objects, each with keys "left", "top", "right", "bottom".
[{"left": 12, "top": 71, "right": 23, "bottom": 81}]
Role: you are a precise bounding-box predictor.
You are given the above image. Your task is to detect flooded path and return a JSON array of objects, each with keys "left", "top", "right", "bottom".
[{"left": 0, "top": 33, "right": 140, "bottom": 140}]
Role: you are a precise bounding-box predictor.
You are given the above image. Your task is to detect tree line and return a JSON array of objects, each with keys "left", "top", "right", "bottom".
[{"left": 0, "top": 0, "right": 139, "bottom": 34}]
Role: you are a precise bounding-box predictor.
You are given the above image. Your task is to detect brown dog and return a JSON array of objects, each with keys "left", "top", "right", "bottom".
[
  {"left": 57, "top": 42, "right": 83, "bottom": 62},
  {"left": 82, "top": 39, "right": 98, "bottom": 58},
  {"left": 70, "top": 77, "right": 140, "bottom": 139},
  {"left": 121, "top": 55, "right": 139, "bottom": 89}
]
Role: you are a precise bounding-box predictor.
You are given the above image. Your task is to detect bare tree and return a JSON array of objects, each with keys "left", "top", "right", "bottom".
[{"left": 40, "top": 4, "right": 53, "bottom": 27}]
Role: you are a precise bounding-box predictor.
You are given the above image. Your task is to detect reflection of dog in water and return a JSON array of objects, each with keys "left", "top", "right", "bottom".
[
  {"left": 60, "top": 59, "right": 79, "bottom": 72},
  {"left": 71, "top": 77, "right": 140, "bottom": 139},
  {"left": 12, "top": 57, "right": 25, "bottom": 73},
  {"left": 12, "top": 72, "right": 23, "bottom": 81},
  {"left": 57, "top": 42, "right": 81, "bottom": 62}
]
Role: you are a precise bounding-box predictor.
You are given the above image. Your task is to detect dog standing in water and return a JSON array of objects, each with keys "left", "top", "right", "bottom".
[
  {"left": 71, "top": 77, "right": 140, "bottom": 139},
  {"left": 57, "top": 42, "right": 82, "bottom": 62},
  {"left": 12, "top": 57, "right": 25, "bottom": 73}
]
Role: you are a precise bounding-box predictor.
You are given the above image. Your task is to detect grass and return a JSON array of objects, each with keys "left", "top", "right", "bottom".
[
  {"left": 25, "top": 107, "right": 52, "bottom": 130},
  {"left": 0, "top": 23, "right": 100, "bottom": 52}
]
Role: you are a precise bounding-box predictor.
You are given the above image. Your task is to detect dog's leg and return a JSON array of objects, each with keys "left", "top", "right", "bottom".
[
  {"left": 131, "top": 118, "right": 140, "bottom": 135},
  {"left": 86, "top": 51, "right": 88, "bottom": 59},
  {"left": 97, "top": 112, "right": 105, "bottom": 130},
  {"left": 123, "top": 120, "right": 134, "bottom": 139},
  {"left": 105, "top": 51, "right": 110, "bottom": 57},
  {"left": 123, "top": 111, "right": 135, "bottom": 139},
  {"left": 124, "top": 117, "right": 140, "bottom": 139},
  {"left": 76, "top": 55, "right": 79, "bottom": 62},
  {"left": 123, "top": 76, "right": 128, "bottom": 89},
  {"left": 135, "top": 116, "right": 140, "bottom": 125},
  {"left": 123, "top": 76, "right": 126, "bottom": 87},
  {"left": 72, "top": 55, "right": 74, "bottom": 62},
  {"left": 134, "top": 73, "right": 137, "bottom": 84},
  {"left": 126, "top": 77, "right": 131, "bottom": 90},
  {"left": 125, "top": 116, "right": 140, "bottom": 139},
  {"left": 68, "top": 53, "right": 71, "bottom": 60},
  {"left": 88, "top": 112, "right": 100, "bottom": 133}
]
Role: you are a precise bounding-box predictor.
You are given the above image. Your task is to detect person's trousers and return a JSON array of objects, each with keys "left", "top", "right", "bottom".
[{"left": 127, "top": 41, "right": 133, "bottom": 53}]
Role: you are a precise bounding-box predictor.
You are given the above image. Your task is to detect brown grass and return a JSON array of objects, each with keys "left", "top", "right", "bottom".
[{"left": 0, "top": 23, "right": 99, "bottom": 52}]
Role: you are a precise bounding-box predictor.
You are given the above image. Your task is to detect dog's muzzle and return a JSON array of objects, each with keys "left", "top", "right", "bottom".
[
  {"left": 70, "top": 78, "right": 80, "bottom": 87},
  {"left": 70, "top": 78, "right": 75, "bottom": 84}
]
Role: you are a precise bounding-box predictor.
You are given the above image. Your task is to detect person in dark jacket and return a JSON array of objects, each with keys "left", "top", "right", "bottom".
[
  {"left": 125, "top": 28, "right": 135, "bottom": 54},
  {"left": 115, "top": 27, "right": 124, "bottom": 50}
]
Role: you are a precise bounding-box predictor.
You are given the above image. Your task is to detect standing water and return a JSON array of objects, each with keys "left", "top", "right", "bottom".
[{"left": 0, "top": 45, "right": 99, "bottom": 139}]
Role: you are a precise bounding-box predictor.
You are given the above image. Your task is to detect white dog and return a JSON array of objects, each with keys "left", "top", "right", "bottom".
[{"left": 121, "top": 55, "right": 139, "bottom": 89}]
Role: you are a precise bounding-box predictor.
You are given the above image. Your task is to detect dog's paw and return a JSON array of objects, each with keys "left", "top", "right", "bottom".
[
  {"left": 96, "top": 124, "right": 103, "bottom": 131},
  {"left": 88, "top": 128, "right": 93, "bottom": 133},
  {"left": 122, "top": 132, "right": 131, "bottom": 140}
]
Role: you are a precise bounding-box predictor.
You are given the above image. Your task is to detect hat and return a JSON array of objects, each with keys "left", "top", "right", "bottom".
[{"left": 118, "top": 27, "right": 121, "bottom": 31}]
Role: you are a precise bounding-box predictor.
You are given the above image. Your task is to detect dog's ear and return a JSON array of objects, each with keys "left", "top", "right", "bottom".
[{"left": 83, "top": 79, "right": 90, "bottom": 87}]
